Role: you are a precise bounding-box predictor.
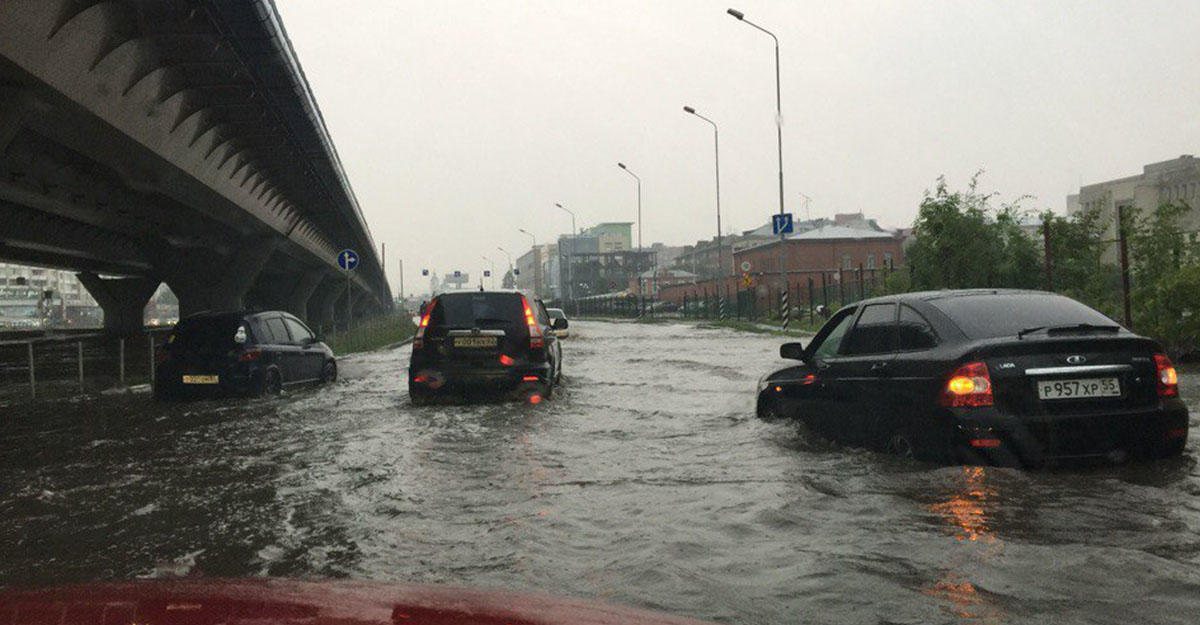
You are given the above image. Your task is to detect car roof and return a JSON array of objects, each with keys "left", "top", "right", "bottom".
[
  {"left": 180, "top": 310, "right": 299, "bottom": 322},
  {"left": 435, "top": 289, "right": 534, "bottom": 299},
  {"left": 854, "top": 288, "right": 1053, "bottom": 307}
]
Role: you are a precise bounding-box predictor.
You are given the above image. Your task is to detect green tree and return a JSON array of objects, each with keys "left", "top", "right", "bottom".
[
  {"left": 1128, "top": 202, "right": 1200, "bottom": 355},
  {"left": 905, "top": 174, "right": 1040, "bottom": 290},
  {"left": 1042, "top": 207, "right": 1120, "bottom": 319}
]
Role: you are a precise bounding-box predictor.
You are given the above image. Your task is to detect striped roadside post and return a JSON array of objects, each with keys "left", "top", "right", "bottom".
[{"left": 780, "top": 287, "right": 790, "bottom": 330}]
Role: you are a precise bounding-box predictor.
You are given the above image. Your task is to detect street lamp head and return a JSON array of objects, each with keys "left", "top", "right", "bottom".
[
  {"left": 618, "top": 162, "right": 626, "bottom": 169},
  {"left": 683, "top": 105, "right": 696, "bottom": 114},
  {"left": 726, "top": 8, "right": 745, "bottom": 19},
  {"left": 555, "top": 202, "right": 563, "bottom": 208}
]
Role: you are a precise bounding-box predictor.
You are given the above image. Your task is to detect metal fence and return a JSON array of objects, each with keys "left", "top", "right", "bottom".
[
  {"left": 672, "top": 267, "right": 894, "bottom": 325},
  {"left": 0, "top": 328, "right": 171, "bottom": 399}
]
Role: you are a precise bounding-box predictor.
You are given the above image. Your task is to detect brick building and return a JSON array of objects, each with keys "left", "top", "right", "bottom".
[{"left": 734, "top": 225, "right": 903, "bottom": 275}]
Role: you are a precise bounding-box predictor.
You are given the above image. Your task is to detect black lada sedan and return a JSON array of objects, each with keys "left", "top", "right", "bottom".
[
  {"left": 155, "top": 310, "right": 337, "bottom": 400},
  {"left": 757, "top": 290, "right": 1188, "bottom": 466},
  {"left": 409, "top": 290, "right": 566, "bottom": 404}
]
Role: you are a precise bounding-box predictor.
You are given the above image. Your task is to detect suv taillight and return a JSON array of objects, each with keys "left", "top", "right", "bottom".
[
  {"left": 1155, "top": 353, "right": 1178, "bottom": 398},
  {"left": 413, "top": 297, "right": 436, "bottom": 349},
  {"left": 940, "top": 361, "right": 993, "bottom": 407},
  {"left": 520, "top": 295, "right": 544, "bottom": 349}
]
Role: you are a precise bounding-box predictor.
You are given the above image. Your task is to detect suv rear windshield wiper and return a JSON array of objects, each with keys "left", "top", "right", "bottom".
[{"left": 1017, "top": 323, "right": 1120, "bottom": 339}]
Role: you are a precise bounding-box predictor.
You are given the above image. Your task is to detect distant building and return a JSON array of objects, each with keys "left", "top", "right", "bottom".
[
  {"left": 1068, "top": 154, "right": 1200, "bottom": 259},
  {"left": 580, "top": 222, "right": 633, "bottom": 252},
  {"left": 675, "top": 212, "right": 896, "bottom": 278},
  {"left": 734, "top": 224, "right": 904, "bottom": 276},
  {"left": 0, "top": 262, "right": 101, "bottom": 328},
  {"left": 516, "top": 244, "right": 557, "bottom": 298}
]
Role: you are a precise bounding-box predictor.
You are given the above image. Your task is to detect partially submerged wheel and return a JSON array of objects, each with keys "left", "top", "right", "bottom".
[
  {"left": 261, "top": 369, "right": 282, "bottom": 397},
  {"left": 887, "top": 432, "right": 915, "bottom": 459},
  {"left": 320, "top": 360, "right": 337, "bottom": 384}
]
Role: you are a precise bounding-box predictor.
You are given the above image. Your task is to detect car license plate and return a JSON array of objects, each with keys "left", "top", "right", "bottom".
[
  {"left": 454, "top": 336, "right": 497, "bottom": 348},
  {"left": 182, "top": 375, "right": 219, "bottom": 385},
  {"left": 1037, "top": 377, "right": 1120, "bottom": 400}
]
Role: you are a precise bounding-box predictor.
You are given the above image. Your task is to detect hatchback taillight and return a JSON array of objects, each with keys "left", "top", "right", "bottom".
[
  {"left": 520, "top": 295, "right": 544, "bottom": 350},
  {"left": 940, "top": 361, "right": 994, "bottom": 407},
  {"left": 1154, "top": 353, "right": 1178, "bottom": 398},
  {"left": 237, "top": 348, "right": 261, "bottom": 362},
  {"left": 413, "top": 298, "right": 436, "bottom": 349}
]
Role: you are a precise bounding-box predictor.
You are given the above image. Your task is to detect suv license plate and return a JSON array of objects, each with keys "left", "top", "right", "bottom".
[
  {"left": 1037, "top": 377, "right": 1119, "bottom": 400},
  {"left": 182, "top": 375, "right": 219, "bottom": 384},
  {"left": 454, "top": 336, "right": 497, "bottom": 348}
]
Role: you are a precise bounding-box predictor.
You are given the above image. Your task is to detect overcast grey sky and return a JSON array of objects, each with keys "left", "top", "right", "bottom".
[{"left": 276, "top": 0, "right": 1200, "bottom": 296}]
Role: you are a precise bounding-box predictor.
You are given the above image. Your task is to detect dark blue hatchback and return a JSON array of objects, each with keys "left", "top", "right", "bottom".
[{"left": 154, "top": 311, "right": 337, "bottom": 400}]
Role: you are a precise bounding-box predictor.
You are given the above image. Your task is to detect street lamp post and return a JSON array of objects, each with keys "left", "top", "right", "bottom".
[
  {"left": 555, "top": 203, "right": 578, "bottom": 313},
  {"left": 518, "top": 228, "right": 539, "bottom": 297},
  {"left": 617, "top": 162, "right": 651, "bottom": 306},
  {"left": 728, "top": 8, "right": 789, "bottom": 312},
  {"left": 683, "top": 105, "right": 726, "bottom": 300},
  {"left": 496, "top": 247, "right": 513, "bottom": 287}
]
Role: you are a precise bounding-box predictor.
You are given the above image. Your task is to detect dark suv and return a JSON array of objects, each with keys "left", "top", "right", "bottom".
[
  {"left": 408, "top": 290, "right": 566, "bottom": 404},
  {"left": 154, "top": 310, "right": 337, "bottom": 400}
]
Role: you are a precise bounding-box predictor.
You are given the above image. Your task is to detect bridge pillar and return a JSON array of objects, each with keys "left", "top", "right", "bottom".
[
  {"left": 76, "top": 273, "right": 160, "bottom": 336},
  {"left": 310, "top": 279, "right": 347, "bottom": 336},
  {"left": 166, "top": 241, "right": 278, "bottom": 318},
  {"left": 290, "top": 271, "right": 325, "bottom": 323}
]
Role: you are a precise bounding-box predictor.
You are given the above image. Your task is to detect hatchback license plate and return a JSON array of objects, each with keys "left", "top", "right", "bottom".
[
  {"left": 1037, "top": 377, "right": 1119, "bottom": 400},
  {"left": 182, "top": 375, "right": 219, "bottom": 385},
  {"left": 454, "top": 336, "right": 497, "bottom": 348}
]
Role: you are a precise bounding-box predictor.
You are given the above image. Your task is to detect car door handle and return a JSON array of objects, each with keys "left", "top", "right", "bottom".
[{"left": 870, "top": 361, "right": 890, "bottom": 372}]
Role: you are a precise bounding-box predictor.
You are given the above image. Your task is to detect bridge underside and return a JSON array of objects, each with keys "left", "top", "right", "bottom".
[{"left": 0, "top": 0, "right": 389, "bottom": 335}]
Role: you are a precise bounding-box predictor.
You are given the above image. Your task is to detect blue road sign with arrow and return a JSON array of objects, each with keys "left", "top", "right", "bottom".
[
  {"left": 337, "top": 249, "right": 359, "bottom": 271},
  {"left": 772, "top": 213, "right": 794, "bottom": 235}
]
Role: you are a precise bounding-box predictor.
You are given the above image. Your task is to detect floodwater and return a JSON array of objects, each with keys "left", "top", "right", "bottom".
[{"left": 1, "top": 320, "right": 1198, "bottom": 624}]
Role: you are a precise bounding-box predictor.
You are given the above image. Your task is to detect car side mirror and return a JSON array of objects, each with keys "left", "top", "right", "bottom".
[
  {"left": 552, "top": 318, "right": 569, "bottom": 330},
  {"left": 302, "top": 336, "right": 317, "bottom": 346},
  {"left": 780, "top": 342, "right": 806, "bottom": 361}
]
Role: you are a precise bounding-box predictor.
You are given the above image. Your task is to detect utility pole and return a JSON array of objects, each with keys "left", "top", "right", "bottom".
[
  {"left": 1042, "top": 216, "right": 1052, "bottom": 291},
  {"left": 1117, "top": 205, "right": 1133, "bottom": 329}
]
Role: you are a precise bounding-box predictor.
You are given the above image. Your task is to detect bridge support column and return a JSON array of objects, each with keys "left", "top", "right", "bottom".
[
  {"left": 76, "top": 273, "right": 160, "bottom": 336},
  {"left": 310, "top": 278, "right": 347, "bottom": 336},
  {"left": 290, "top": 271, "right": 324, "bottom": 323},
  {"left": 167, "top": 241, "right": 277, "bottom": 318}
]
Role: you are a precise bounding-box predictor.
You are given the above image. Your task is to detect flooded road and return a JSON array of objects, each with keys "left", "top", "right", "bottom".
[{"left": 2, "top": 320, "right": 1199, "bottom": 624}]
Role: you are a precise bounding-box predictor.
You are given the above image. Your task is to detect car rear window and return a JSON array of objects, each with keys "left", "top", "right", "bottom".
[
  {"left": 429, "top": 293, "right": 524, "bottom": 329},
  {"left": 170, "top": 315, "right": 243, "bottom": 351},
  {"left": 928, "top": 293, "right": 1116, "bottom": 339}
]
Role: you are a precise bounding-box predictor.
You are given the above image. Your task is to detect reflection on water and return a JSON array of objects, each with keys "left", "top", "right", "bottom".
[{"left": 924, "top": 466, "right": 1008, "bottom": 624}]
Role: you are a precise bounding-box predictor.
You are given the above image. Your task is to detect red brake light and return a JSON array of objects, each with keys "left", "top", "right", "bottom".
[
  {"left": 522, "top": 375, "right": 540, "bottom": 382},
  {"left": 499, "top": 355, "right": 515, "bottom": 366},
  {"left": 520, "top": 295, "right": 544, "bottom": 349},
  {"left": 414, "top": 297, "right": 437, "bottom": 349},
  {"left": 237, "top": 348, "right": 261, "bottom": 362},
  {"left": 1154, "top": 353, "right": 1178, "bottom": 397},
  {"left": 941, "top": 361, "right": 993, "bottom": 407}
]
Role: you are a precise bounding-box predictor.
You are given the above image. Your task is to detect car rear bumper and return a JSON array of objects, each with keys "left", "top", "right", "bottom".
[
  {"left": 948, "top": 401, "right": 1189, "bottom": 465},
  {"left": 154, "top": 366, "right": 257, "bottom": 398},
  {"left": 408, "top": 363, "right": 552, "bottom": 398}
]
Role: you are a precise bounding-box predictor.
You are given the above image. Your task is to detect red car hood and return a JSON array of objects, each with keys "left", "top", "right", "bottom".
[{"left": 0, "top": 578, "right": 718, "bottom": 625}]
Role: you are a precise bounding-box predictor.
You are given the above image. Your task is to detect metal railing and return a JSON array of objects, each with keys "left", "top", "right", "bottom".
[{"left": 0, "top": 328, "right": 172, "bottom": 400}]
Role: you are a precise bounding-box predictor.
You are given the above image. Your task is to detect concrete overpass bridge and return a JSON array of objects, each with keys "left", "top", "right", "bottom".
[{"left": 0, "top": 0, "right": 389, "bottom": 335}]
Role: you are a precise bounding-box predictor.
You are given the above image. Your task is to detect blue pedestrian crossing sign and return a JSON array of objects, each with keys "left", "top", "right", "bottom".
[
  {"left": 421, "top": 269, "right": 429, "bottom": 276},
  {"left": 453, "top": 270, "right": 461, "bottom": 277},
  {"left": 484, "top": 270, "right": 491, "bottom": 277},
  {"left": 337, "top": 249, "right": 359, "bottom": 271},
  {"left": 772, "top": 213, "right": 794, "bottom": 235}
]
